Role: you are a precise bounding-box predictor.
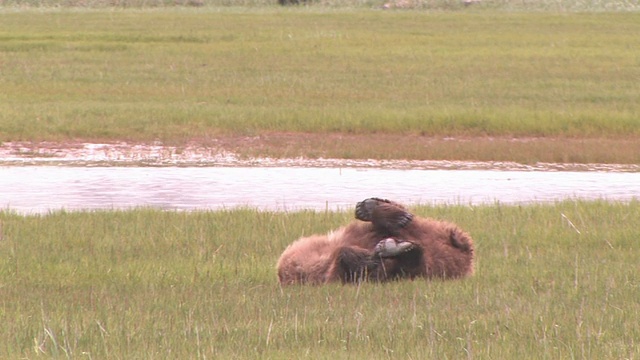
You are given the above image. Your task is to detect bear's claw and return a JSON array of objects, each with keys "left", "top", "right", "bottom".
[
  {"left": 395, "top": 212, "right": 414, "bottom": 228},
  {"left": 374, "top": 238, "right": 416, "bottom": 258}
]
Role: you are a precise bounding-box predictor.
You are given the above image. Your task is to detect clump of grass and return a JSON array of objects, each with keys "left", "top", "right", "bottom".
[{"left": 1, "top": 200, "right": 639, "bottom": 358}]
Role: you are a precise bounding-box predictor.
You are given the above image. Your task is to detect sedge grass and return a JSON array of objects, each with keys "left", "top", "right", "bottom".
[
  {"left": 1, "top": 200, "right": 639, "bottom": 358},
  {"left": 1, "top": 10, "right": 639, "bottom": 145}
]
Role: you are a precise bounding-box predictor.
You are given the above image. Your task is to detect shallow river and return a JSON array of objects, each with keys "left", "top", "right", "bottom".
[{"left": 1, "top": 166, "right": 639, "bottom": 214}]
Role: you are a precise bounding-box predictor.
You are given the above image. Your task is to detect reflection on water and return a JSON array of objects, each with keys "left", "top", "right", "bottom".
[{"left": 1, "top": 166, "right": 639, "bottom": 214}]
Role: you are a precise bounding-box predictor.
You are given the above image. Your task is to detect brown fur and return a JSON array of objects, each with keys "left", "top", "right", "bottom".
[
  {"left": 276, "top": 223, "right": 384, "bottom": 285},
  {"left": 377, "top": 217, "right": 475, "bottom": 280},
  {"left": 276, "top": 200, "right": 474, "bottom": 285}
]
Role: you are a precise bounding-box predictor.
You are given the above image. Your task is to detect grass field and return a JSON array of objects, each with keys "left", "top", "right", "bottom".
[
  {"left": 1, "top": 200, "right": 639, "bottom": 358},
  {"left": 2, "top": 3, "right": 638, "bottom": 358},
  {"left": 1, "top": 7, "right": 639, "bottom": 163}
]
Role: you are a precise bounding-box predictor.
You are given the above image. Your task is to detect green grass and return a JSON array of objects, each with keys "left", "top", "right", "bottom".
[
  {"left": 1, "top": 201, "right": 639, "bottom": 358},
  {"left": 1, "top": 9, "right": 639, "bottom": 143}
]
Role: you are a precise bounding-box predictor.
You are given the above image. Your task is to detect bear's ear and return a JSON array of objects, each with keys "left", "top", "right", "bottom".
[{"left": 448, "top": 228, "right": 473, "bottom": 253}]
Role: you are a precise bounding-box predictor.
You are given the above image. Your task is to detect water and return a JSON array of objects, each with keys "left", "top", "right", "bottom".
[{"left": 1, "top": 166, "right": 638, "bottom": 214}]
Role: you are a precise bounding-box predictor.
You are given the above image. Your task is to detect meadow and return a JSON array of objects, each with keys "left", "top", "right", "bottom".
[
  {"left": 1, "top": 2, "right": 639, "bottom": 358},
  {"left": 1, "top": 200, "right": 639, "bottom": 358},
  {"left": 1, "top": 6, "right": 640, "bottom": 163}
]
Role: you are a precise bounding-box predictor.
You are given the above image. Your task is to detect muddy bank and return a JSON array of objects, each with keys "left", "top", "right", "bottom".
[{"left": 1, "top": 141, "right": 639, "bottom": 172}]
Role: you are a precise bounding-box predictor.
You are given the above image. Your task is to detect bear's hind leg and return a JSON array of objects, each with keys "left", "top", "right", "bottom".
[
  {"left": 355, "top": 197, "right": 413, "bottom": 234},
  {"left": 332, "top": 246, "right": 383, "bottom": 284}
]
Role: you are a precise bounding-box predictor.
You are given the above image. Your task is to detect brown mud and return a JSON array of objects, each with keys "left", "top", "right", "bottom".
[{"left": 1, "top": 134, "right": 639, "bottom": 171}]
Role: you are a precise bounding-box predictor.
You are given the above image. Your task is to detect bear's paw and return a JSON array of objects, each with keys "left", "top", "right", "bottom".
[{"left": 374, "top": 238, "right": 416, "bottom": 258}]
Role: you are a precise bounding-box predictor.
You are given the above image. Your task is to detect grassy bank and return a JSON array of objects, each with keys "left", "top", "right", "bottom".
[
  {"left": 1, "top": 9, "right": 639, "bottom": 163},
  {"left": 1, "top": 201, "right": 639, "bottom": 358}
]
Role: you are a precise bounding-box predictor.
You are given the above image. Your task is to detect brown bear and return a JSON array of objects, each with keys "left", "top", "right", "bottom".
[{"left": 276, "top": 198, "right": 474, "bottom": 285}]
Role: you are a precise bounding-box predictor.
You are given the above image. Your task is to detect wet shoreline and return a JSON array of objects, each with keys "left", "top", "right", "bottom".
[
  {"left": 2, "top": 141, "right": 638, "bottom": 214},
  {"left": 1, "top": 141, "right": 639, "bottom": 172}
]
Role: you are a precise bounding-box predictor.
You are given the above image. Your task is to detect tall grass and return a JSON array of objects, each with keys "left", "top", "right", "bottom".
[
  {"left": 1, "top": 201, "right": 639, "bottom": 358},
  {"left": 1, "top": 10, "right": 639, "bottom": 144}
]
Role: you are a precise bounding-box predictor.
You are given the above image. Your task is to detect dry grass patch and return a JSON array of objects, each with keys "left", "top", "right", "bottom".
[{"left": 209, "top": 133, "right": 640, "bottom": 164}]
